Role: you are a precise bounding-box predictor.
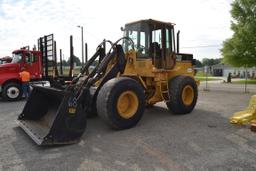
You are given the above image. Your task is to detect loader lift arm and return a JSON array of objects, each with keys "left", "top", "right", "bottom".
[{"left": 17, "top": 38, "right": 132, "bottom": 145}]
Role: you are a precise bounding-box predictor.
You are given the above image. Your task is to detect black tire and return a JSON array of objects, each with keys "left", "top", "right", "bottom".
[
  {"left": 85, "top": 87, "right": 99, "bottom": 118},
  {"left": 2, "top": 82, "right": 22, "bottom": 101},
  {"left": 146, "top": 103, "right": 155, "bottom": 108},
  {"left": 166, "top": 76, "right": 198, "bottom": 114},
  {"left": 97, "top": 77, "right": 145, "bottom": 129},
  {"left": 85, "top": 103, "right": 97, "bottom": 118}
]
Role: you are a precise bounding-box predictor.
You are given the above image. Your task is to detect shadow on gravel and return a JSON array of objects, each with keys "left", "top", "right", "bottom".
[
  {"left": 10, "top": 105, "right": 256, "bottom": 170},
  {"left": 0, "top": 97, "right": 27, "bottom": 103}
]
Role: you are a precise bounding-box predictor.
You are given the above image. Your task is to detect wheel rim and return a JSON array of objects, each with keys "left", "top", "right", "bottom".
[
  {"left": 117, "top": 91, "right": 139, "bottom": 119},
  {"left": 182, "top": 85, "right": 194, "bottom": 106},
  {"left": 7, "top": 87, "right": 20, "bottom": 99}
]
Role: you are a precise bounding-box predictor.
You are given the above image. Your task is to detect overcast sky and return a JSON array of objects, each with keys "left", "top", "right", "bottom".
[{"left": 0, "top": 0, "right": 233, "bottom": 61}]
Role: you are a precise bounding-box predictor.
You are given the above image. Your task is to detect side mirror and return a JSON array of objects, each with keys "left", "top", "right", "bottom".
[{"left": 120, "top": 27, "right": 124, "bottom": 31}]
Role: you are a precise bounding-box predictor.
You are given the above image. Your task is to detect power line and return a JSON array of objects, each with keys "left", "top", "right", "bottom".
[
  {"left": 180, "top": 45, "right": 222, "bottom": 49},
  {"left": 84, "top": 30, "right": 101, "bottom": 41}
]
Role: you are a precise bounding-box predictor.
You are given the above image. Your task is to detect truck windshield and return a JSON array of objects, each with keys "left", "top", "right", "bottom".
[{"left": 12, "top": 53, "right": 22, "bottom": 63}]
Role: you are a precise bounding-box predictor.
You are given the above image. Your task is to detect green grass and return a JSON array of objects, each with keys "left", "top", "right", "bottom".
[
  {"left": 195, "top": 77, "right": 222, "bottom": 81},
  {"left": 62, "top": 68, "right": 81, "bottom": 76},
  {"left": 232, "top": 79, "right": 256, "bottom": 84},
  {"left": 195, "top": 71, "right": 223, "bottom": 81},
  {"left": 195, "top": 71, "right": 212, "bottom": 77}
]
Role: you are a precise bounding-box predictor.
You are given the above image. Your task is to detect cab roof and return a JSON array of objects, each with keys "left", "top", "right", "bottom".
[
  {"left": 12, "top": 49, "right": 40, "bottom": 54},
  {"left": 125, "top": 19, "right": 175, "bottom": 27}
]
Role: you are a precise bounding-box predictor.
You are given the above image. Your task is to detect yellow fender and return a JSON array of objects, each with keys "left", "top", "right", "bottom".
[{"left": 230, "top": 95, "right": 256, "bottom": 125}]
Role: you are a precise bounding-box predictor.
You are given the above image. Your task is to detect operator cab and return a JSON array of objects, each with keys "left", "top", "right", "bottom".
[{"left": 123, "top": 19, "right": 177, "bottom": 70}]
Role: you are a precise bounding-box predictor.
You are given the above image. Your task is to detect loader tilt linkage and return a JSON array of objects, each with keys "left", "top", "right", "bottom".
[{"left": 17, "top": 38, "right": 130, "bottom": 145}]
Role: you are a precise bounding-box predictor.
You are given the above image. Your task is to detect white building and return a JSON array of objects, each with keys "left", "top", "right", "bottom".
[{"left": 211, "top": 64, "right": 256, "bottom": 78}]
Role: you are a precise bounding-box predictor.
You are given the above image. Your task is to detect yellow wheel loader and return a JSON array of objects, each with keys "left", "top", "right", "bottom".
[{"left": 17, "top": 19, "right": 198, "bottom": 145}]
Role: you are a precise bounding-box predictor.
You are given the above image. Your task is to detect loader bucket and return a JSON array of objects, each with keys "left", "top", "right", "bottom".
[{"left": 17, "top": 86, "right": 87, "bottom": 145}]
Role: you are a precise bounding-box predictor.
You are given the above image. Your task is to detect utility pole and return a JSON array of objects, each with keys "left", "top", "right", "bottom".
[
  {"left": 60, "top": 49, "right": 63, "bottom": 75},
  {"left": 85, "top": 43, "right": 88, "bottom": 63},
  {"left": 204, "top": 66, "right": 209, "bottom": 91},
  {"left": 69, "top": 35, "right": 74, "bottom": 78},
  {"left": 77, "top": 25, "right": 84, "bottom": 66},
  {"left": 245, "top": 65, "right": 248, "bottom": 93}
]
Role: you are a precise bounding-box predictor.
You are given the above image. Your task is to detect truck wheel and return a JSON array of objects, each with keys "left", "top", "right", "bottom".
[
  {"left": 166, "top": 76, "right": 198, "bottom": 114},
  {"left": 2, "top": 83, "right": 22, "bottom": 101},
  {"left": 97, "top": 77, "right": 145, "bottom": 130}
]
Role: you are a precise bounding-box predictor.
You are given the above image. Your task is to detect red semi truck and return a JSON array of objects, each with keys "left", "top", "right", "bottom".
[
  {"left": 0, "top": 34, "right": 75, "bottom": 101},
  {"left": 0, "top": 49, "right": 47, "bottom": 101}
]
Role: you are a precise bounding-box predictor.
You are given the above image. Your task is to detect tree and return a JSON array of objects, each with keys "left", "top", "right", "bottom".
[
  {"left": 221, "top": 0, "right": 256, "bottom": 67},
  {"left": 59, "top": 60, "right": 68, "bottom": 66},
  {"left": 202, "top": 58, "right": 222, "bottom": 66},
  {"left": 63, "top": 60, "right": 68, "bottom": 66},
  {"left": 194, "top": 59, "right": 203, "bottom": 67},
  {"left": 67, "top": 56, "right": 81, "bottom": 66}
]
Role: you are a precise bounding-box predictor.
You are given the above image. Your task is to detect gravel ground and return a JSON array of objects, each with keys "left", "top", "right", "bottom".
[{"left": 0, "top": 88, "right": 256, "bottom": 171}]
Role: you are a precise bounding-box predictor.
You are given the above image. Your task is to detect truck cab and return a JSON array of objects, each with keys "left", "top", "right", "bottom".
[{"left": 0, "top": 49, "right": 42, "bottom": 101}]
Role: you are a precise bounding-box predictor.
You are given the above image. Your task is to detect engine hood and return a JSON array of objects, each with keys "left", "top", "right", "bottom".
[{"left": 0, "top": 63, "right": 20, "bottom": 74}]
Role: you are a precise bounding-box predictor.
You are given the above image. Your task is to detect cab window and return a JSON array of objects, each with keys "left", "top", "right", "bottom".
[
  {"left": 32, "top": 54, "right": 38, "bottom": 62},
  {"left": 11, "top": 53, "right": 22, "bottom": 63},
  {"left": 152, "top": 29, "right": 162, "bottom": 48},
  {"left": 166, "top": 28, "right": 174, "bottom": 55},
  {"left": 26, "top": 53, "right": 38, "bottom": 63},
  {"left": 124, "top": 23, "right": 150, "bottom": 58},
  {"left": 25, "top": 53, "right": 31, "bottom": 63}
]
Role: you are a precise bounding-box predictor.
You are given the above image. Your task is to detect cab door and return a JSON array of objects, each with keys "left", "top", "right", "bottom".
[
  {"left": 164, "top": 27, "right": 176, "bottom": 70},
  {"left": 151, "top": 26, "right": 176, "bottom": 70},
  {"left": 24, "top": 52, "right": 41, "bottom": 80}
]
